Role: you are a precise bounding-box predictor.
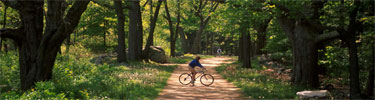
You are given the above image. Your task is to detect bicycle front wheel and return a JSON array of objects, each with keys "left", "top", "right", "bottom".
[
  {"left": 200, "top": 74, "right": 214, "bottom": 86},
  {"left": 179, "top": 73, "right": 192, "bottom": 85}
]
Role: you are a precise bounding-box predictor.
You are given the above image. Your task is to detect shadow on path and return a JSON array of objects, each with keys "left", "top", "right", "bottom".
[{"left": 156, "top": 57, "right": 244, "bottom": 100}]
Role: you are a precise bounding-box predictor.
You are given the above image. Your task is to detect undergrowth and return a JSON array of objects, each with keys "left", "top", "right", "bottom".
[
  {"left": 0, "top": 45, "right": 176, "bottom": 99},
  {"left": 215, "top": 58, "right": 305, "bottom": 99}
]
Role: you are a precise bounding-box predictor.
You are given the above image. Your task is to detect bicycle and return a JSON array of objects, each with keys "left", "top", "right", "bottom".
[{"left": 179, "top": 69, "right": 214, "bottom": 86}]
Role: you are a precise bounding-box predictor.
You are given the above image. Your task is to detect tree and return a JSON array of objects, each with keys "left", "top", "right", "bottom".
[
  {"left": 336, "top": 1, "right": 361, "bottom": 98},
  {"left": 240, "top": 20, "right": 251, "bottom": 68},
  {"left": 255, "top": 18, "right": 271, "bottom": 55},
  {"left": 273, "top": 1, "right": 340, "bottom": 88},
  {"left": 189, "top": 0, "right": 220, "bottom": 54},
  {"left": 144, "top": 0, "right": 162, "bottom": 60},
  {"left": 114, "top": 0, "right": 128, "bottom": 63},
  {"left": 164, "top": 0, "right": 181, "bottom": 57},
  {"left": 128, "top": 0, "right": 143, "bottom": 61},
  {"left": 0, "top": 0, "right": 90, "bottom": 90}
]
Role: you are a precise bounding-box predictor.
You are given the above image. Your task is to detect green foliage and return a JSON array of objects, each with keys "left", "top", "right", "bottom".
[
  {"left": 216, "top": 59, "right": 304, "bottom": 99},
  {"left": 0, "top": 45, "right": 176, "bottom": 99}
]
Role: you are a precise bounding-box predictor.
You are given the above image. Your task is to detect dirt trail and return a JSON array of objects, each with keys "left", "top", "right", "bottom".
[{"left": 156, "top": 57, "right": 244, "bottom": 100}]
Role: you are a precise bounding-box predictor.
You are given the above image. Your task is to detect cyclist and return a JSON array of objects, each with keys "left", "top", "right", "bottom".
[
  {"left": 188, "top": 56, "right": 205, "bottom": 86},
  {"left": 217, "top": 48, "right": 222, "bottom": 56}
]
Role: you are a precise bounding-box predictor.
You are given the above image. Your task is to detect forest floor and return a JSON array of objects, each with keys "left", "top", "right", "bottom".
[{"left": 156, "top": 57, "right": 245, "bottom": 100}]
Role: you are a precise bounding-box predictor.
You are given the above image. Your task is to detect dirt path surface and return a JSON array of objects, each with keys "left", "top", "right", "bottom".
[{"left": 156, "top": 57, "right": 244, "bottom": 100}]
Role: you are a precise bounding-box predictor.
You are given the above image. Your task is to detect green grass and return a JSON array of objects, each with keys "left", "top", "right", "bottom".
[
  {"left": 0, "top": 49, "right": 176, "bottom": 99},
  {"left": 215, "top": 59, "right": 305, "bottom": 99}
]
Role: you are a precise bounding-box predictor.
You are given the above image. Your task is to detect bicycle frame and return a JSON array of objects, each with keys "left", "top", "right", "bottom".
[{"left": 191, "top": 71, "right": 205, "bottom": 79}]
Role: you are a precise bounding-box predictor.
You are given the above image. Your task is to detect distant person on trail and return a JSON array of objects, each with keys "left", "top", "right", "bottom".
[
  {"left": 217, "top": 48, "right": 222, "bottom": 56},
  {"left": 188, "top": 56, "right": 205, "bottom": 86}
]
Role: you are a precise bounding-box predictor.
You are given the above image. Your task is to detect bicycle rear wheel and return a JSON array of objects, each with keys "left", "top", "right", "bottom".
[
  {"left": 200, "top": 74, "right": 214, "bottom": 86},
  {"left": 179, "top": 73, "right": 192, "bottom": 85}
]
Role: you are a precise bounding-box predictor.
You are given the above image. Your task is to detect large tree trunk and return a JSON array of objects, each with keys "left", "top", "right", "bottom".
[
  {"left": 291, "top": 35, "right": 319, "bottom": 88},
  {"left": 128, "top": 0, "right": 143, "bottom": 61},
  {"left": 190, "top": 24, "right": 205, "bottom": 54},
  {"left": 277, "top": 15, "right": 320, "bottom": 88},
  {"left": 114, "top": 0, "right": 127, "bottom": 63}
]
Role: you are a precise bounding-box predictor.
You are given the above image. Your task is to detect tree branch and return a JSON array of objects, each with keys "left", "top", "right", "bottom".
[
  {"left": 0, "top": 28, "right": 24, "bottom": 41},
  {"left": 49, "top": 0, "right": 90, "bottom": 46},
  {"left": 315, "top": 30, "right": 340, "bottom": 43},
  {"left": 142, "top": 0, "right": 150, "bottom": 8}
]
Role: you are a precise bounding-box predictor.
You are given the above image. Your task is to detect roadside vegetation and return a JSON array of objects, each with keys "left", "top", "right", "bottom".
[{"left": 0, "top": 45, "right": 176, "bottom": 99}]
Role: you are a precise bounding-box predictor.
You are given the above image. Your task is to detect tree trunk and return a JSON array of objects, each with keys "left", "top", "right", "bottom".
[
  {"left": 128, "top": 0, "right": 143, "bottom": 61},
  {"left": 255, "top": 18, "right": 271, "bottom": 55},
  {"left": 277, "top": 16, "right": 320, "bottom": 88},
  {"left": 241, "top": 25, "right": 251, "bottom": 68},
  {"left": 114, "top": 0, "right": 127, "bottom": 63},
  {"left": 171, "top": 0, "right": 181, "bottom": 57},
  {"left": 178, "top": 27, "right": 188, "bottom": 53},
  {"left": 291, "top": 36, "right": 319, "bottom": 88},
  {"left": 238, "top": 30, "right": 243, "bottom": 61},
  {"left": 164, "top": 0, "right": 175, "bottom": 56},
  {"left": 0, "top": 0, "right": 89, "bottom": 90},
  {"left": 346, "top": 38, "right": 361, "bottom": 98},
  {"left": 191, "top": 19, "right": 211, "bottom": 54},
  {"left": 338, "top": 1, "right": 361, "bottom": 98},
  {"left": 144, "top": 0, "right": 162, "bottom": 59}
]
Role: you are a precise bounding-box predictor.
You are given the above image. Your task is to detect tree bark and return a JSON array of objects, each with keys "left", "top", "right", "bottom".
[
  {"left": 238, "top": 30, "right": 243, "bottom": 61},
  {"left": 114, "top": 0, "right": 127, "bottom": 63},
  {"left": 241, "top": 24, "right": 251, "bottom": 68},
  {"left": 336, "top": 1, "right": 361, "bottom": 98},
  {"left": 272, "top": 1, "right": 339, "bottom": 88},
  {"left": 128, "top": 0, "right": 143, "bottom": 61},
  {"left": 144, "top": 0, "right": 162, "bottom": 60},
  {"left": 277, "top": 15, "right": 320, "bottom": 88}
]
